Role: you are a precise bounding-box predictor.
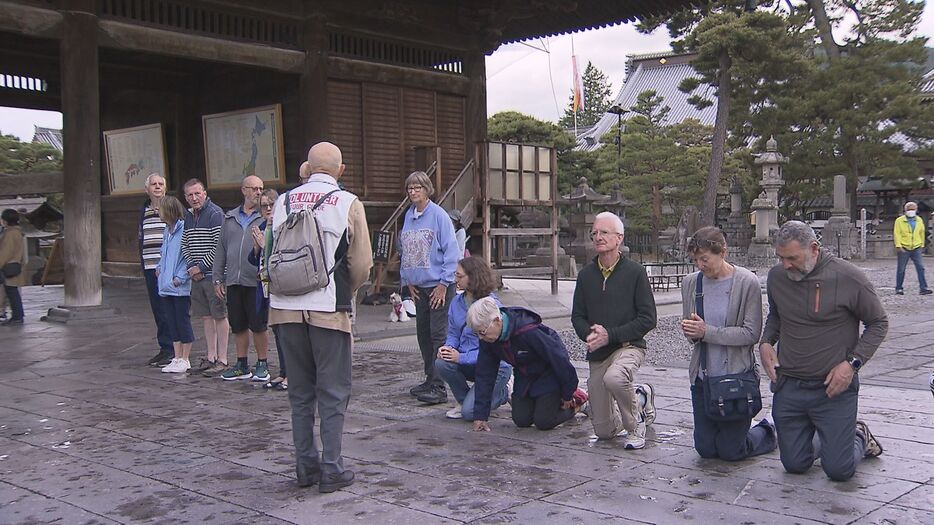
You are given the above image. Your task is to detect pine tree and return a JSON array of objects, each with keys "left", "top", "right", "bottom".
[{"left": 558, "top": 61, "right": 614, "bottom": 129}]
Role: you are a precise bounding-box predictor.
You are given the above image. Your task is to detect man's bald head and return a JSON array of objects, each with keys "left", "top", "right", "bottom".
[
  {"left": 241, "top": 175, "right": 264, "bottom": 207},
  {"left": 307, "top": 142, "right": 345, "bottom": 179}
]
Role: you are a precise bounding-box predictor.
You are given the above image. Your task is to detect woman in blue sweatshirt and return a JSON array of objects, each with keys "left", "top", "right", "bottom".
[
  {"left": 157, "top": 196, "right": 194, "bottom": 374},
  {"left": 431, "top": 256, "right": 512, "bottom": 418},
  {"left": 399, "top": 171, "right": 461, "bottom": 404}
]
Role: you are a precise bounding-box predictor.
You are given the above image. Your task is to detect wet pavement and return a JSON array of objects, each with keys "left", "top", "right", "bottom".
[{"left": 1, "top": 272, "right": 932, "bottom": 524}]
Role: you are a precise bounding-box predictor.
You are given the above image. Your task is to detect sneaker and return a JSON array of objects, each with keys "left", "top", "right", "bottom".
[
  {"left": 855, "top": 420, "right": 883, "bottom": 457},
  {"left": 318, "top": 470, "right": 354, "bottom": 494},
  {"left": 191, "top": 358, "right": 215, "bottom": 373},
  {"left": 154, "top": 354, "right": 174, "bottom": 367},
  {"left": 416, "top": 385, "right": 448, "bottom": 404},
  {"left": 161, "top": 358, "right": 191, "bottom": 373},
  {"left": 252, "top": 361, "right": 271, "bottom": 382},
  {"left": 505, "top": 374, "right": 514, "bottom": 405},
  {"left": 929, "top": 371, "right": 934, "bottom": 398},
  {"left": 638, "top": 383, "right": 657, "bottom": 426},
  {"left": 922, "top": 289, "right": 933, "bottom": 296},
  {"left": 895, "top": 289, "right": 905, "bottom": 295},
  {"left": 147, "top": 350, "right": 170, "bottom": 366},
  {"left": 570, "top": 387, "right": 589, "bottom": 410},
  {"left": 0, "top": 311, "right": 7, "bottom": 321},
  {"left": 409, "top": 381, "right": 432, "bottom": 397},
  {"left": 222, "top": 363, "right": 253, "bottom": 381},
  {"left": 202, "top": 362, "right": 228, "bottom": 377},
  {"left": 0, "top": 318, "right": 23, "bottom": 326},
  {"left": 624, "top": 422, "right": 646, "bottom": 450},
  {"left": 446, "top": 405, "right": 463, "bottom": 419}
]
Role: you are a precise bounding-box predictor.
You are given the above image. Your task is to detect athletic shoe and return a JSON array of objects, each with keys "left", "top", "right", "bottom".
[
  {"left": 895, "top": 289, "right": 905, "bottom": 295},
  {"left": 416, "top": 385, "right": 448, "bottom": 404},
  {"left": 154, "top": 354, "right": 174, "bottom": 367},
  {"left": 409, "top": 381, "right": 432, "bottom": 397},
  {"left": 929, "top": 370, "right": 934, "bottom": 398},
  {"left": 855, "top": 420, "right": 883, "bottom": 457},
  {"left": 191, "top": 358, "right": 215, "bottom": 373},
  {"left": 446, "top": 405, "right": 463, "bottom": 419},
  {"left": 624, "top": 422, "right": 646, "bottom": 450},
  {"left": 318, "top": 470, "right": 354, "bottom": 494},
  {"left": 202, "top": 362, "right": 228, "bottom": 377},
  {"left": 252, "top": 361, "right": 271, "bottom": 382},
  {"left": 222, "top": 363, "right": 253, "bottom": 381},
  {"left": 147, "top": 350, "right": 170, "bottom": 366},
  {"left": 638, "top": 383, "right": 657, "bottom": 426},
  {"left": 922, "top": 289, "right": 933, "bottom": 295},
  {"left": 505, "top": 374, "right": 514, "bottom": 405},
  {"left": 161, "top": 358, "right": 190, "bottom": 373}
]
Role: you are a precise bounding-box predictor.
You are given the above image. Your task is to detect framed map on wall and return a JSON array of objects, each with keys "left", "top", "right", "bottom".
[
  {"left": 103, "top": 123, "right": 168, "bottom": 195},
  {"left": 202, "top": 104, "right": 286, "bottom": 189}
]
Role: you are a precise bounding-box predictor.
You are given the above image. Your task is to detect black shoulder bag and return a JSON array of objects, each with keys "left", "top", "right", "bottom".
[{"left": 695, "top": 276, "right": 763, "bottom": 422}]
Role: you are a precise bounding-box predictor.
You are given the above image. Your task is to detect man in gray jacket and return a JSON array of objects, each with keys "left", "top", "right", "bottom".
[
  {"left": 759, "top": 221, "right": 888, "bottom": 482},
  {"left": 213, "top": 175, "right": 270, "bottom": 382}
]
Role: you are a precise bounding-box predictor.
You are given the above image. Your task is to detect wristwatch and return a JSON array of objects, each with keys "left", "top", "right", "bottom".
[{"left": 846, "top": 356, "right": 862, "bottom": 371}]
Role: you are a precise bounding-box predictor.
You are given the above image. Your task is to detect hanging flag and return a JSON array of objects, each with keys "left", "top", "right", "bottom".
[{"left": 572, "top": 55, "right": 585, "bottom": 113}]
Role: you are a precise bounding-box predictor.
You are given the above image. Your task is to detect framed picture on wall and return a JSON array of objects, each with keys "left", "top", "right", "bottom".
[
  {"left": 201, "top": 104, "right": 287, "bottom": 189},
  {"left": 103, "top": 123, "right": 168, "bottom": 195}
]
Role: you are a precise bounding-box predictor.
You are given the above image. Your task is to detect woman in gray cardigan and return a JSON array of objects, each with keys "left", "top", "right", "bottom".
[{"left": 680, "top": 226, "right": 776, "bottom": 461}]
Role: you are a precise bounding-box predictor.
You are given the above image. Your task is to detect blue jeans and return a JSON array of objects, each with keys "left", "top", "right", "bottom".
[
  {"left": 772, "top": 375, "right": 865, "bottom": 481},
  {"left": 895, "top": 248, "right": 929, "bottom": 292},
  {"left": 144, "top": 269, "right": 173, "bottom": 352},
  {"left": 690, "top": 379, "right": 776, "bottom": 461},
  {"left": 435, "top": 359, "right": 510, "bottom": 421}
]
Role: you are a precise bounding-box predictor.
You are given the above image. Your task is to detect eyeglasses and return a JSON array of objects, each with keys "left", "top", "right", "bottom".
[
  {"left": 260, "top": 203, "right": 274, "bottom": 209},
  {"left": 406, "top": 185, "right": 425, "bottom": 193},
  {"left": 477, "top": 317, "right": 497, "bottom": 337},
  {"left": 589, "top": 230, "right": 621, "bottom": 240}
]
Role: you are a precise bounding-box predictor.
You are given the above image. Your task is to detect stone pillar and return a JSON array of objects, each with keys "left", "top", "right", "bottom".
[
  {"left": 60, "top": 2, "right": 102, "bottom": 308},
  {"left": 748, "top": 192, "right": 776, "bottom": 259},
  {"left": 723, "top": 177, "right": 753, "bottom": 252},
  {"left": 823, "top": 174, "right": 858, "bottom": 258}
]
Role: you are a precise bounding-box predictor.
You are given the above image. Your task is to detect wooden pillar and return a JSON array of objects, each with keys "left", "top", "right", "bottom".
[
  {"left": 300, "top": 13, "right": 329, "bottom": 166},
  {"left": 60, "top": 1, "right": 102, "bottom": 307},
  {"left": 463, "top": 49, "right": 488, "bottom": 151}
]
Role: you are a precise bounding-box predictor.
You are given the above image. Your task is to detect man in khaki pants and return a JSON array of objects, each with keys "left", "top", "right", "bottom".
[{"left": 572, "top": 212, "right": 658, "bottom": 449}]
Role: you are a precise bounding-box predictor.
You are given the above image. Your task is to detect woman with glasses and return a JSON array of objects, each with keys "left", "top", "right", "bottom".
[
  {"left": 680, "top": 226, "right": 776, "bottom": 460},
  {"left": 399, "top": 171, "right": 461, "bottom": 405},
  {"left": 467, "top": 296, "right": 588, "bottom": 432},
  {"left": 248, "top": 189, "right": 288, "bottom": 390},
  {"left": 431, "top": 256, "right": 512, "bottom": 418}
]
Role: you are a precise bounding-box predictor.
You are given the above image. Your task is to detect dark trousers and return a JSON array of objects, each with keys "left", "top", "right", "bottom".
[
  {"left": 690, "top": 379, "right": 776, "bottom": 461},
  {"left": 160, "top": 295, "right": 194, "bottom": 344},
  {"left": 773, "top": 375, "right": 865, "bottom": 481},
  {"left": 414, "top": 285, "right": 455, "bottom": 387},
  {"left": 272, "top": 324, "right": 286, "bottom": 377},
  {"left": 278, "top": 322, "right": 352, "bottom": 478},
  {"left": 895, "top": 247, "right": 929, "bottom": 292},
  {"left": 144, "top": 269, "right": 173, "bottom": 352},
  {"left": 511, "top": 390, "right": 576, "bottom": 430},
  {"left": 4, "top": 285, "right": 22, "bottom": 321}
]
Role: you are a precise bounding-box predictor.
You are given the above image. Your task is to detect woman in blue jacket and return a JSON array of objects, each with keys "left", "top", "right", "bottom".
[
  {"left": 467, "top": 297, "right": 588, "bottom": 431},
  {"left": 157, "top": 195, "right": 194, "bottom": 374},
  {"left": 430, "top": 256, "right": 511, "bottom": 419}
]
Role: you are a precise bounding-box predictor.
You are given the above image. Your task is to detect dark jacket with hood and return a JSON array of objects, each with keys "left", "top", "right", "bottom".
[{"left": 472, "top": 307, "right": 579, "bottom": 422}]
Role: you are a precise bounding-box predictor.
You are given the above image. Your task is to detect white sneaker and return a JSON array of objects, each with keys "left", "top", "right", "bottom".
[
  {"left": 505, "top": 374, "right": 514, "bottom": 405},
  {"left": 638, "top": 383, "right": 657, "bottom": 426},
  {"left": 446, "top": 406, "right": 463, "bottom": 419},
  {"left": 161, "top": 358, "right": 190, "bottom": 373},
  {"left": 624, "top": 422, "right": 646, "bottom": 450}
]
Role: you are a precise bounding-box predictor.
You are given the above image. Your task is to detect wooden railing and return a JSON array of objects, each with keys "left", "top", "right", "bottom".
[{"left": 436, "top": 157, "right": 476, "bottom": 226}]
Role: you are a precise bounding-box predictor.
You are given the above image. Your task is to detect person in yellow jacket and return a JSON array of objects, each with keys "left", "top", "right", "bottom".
[{"left": 893, "top": 201, "right": 932, "bottom": 295}]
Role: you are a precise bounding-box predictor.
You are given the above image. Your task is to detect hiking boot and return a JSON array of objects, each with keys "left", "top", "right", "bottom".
[
  {"left": 856, "top": 420, "right": 883, "bottom": 457},
  {"left": 252, "top": 361, "right": 271, "bottom": 382},
  {"left": 416, "top": 385, "right": 448, "bottom": 404},
  {"left": 202, "top": 362, "right": 228, "bottom": 377},
  {"left": 624, "top": 422, "right": 646, "bottom": 450},
  {"left": 638, "top": 383, "right": 657, "bottom": 426},
  {"left": 190, "top": 358, "right": 215, "bottom": 373},
  {"left": 409, "top": 381, "right": 432, "bottom": 397},
  {"left": 148, "top": 350, "right": 171, "bottom": 366},
  {"left": 446, "top": 405, "right": 463, "bottom": 419},
  {"left": 222, "top": 363, "right": 253, "bottom": 381},
  {"left": 318, "top": 470, "right": 355, "bottom": 494}
]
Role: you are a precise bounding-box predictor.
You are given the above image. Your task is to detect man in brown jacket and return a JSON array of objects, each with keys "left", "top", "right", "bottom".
[{"left": 268, "top": 142, "right": 372, "bottom": 494}]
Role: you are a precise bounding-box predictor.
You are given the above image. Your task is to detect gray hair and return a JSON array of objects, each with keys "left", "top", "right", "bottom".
[
  {"left": 905, "top": 201, "right": 918, "bottom": 210},
  {"left": 467, "top": 296, "right": 501, "bottom": 334},
  {"left": 404, "top": 171, "right": 435, "bottom": 198},
  {"left": 594, "top": 211, "right": 625, "bottom": 235},
  {"left": 775, "top": 220, "right": 818, "bottom": 248},
  {"left": 144, "top": 172, "right": 164, "bottom": 186}
]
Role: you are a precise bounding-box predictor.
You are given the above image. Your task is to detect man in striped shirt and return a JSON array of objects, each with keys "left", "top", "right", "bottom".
[
  {"left": 140, "top": 173, "right": 174, "bottom": 367},
  {"left": 182, "top": 178, "right": 230, "bottom": 376}
]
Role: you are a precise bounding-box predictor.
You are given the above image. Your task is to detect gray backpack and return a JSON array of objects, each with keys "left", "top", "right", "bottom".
[{"left": 268, "top": 189, "right": 340, "bottom": 296}]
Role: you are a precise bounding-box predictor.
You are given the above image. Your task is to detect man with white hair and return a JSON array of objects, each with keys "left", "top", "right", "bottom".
[
  {"left": 139, "top": 173, "right": 174, "bottom": 366},
  {"left": 572, "top": 211, "right": 657, "bottom": 449},
  {"left": 893, "top": 201, "right": 932, "bottom": 295},
  {"left": 269, "top": 142, "right": 372, "bottom": 493}
]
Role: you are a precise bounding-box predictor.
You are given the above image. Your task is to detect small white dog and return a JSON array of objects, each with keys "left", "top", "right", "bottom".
[{"left": 388, "top": 292, "right": 410, "bottom": 322}]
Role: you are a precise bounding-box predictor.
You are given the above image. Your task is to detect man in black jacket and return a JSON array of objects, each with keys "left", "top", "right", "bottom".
[{"left": 572, "top": 212, "right": 657, "bottom": 449}]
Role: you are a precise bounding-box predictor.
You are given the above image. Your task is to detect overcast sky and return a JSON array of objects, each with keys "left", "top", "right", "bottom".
[{"left": 1, "top": 4, "right": 933, "bottom": 140}]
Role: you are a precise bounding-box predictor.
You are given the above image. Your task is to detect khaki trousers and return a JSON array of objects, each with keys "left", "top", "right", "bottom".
[{"left": 588, "top": 344, "right": 645, "bottom": 439}]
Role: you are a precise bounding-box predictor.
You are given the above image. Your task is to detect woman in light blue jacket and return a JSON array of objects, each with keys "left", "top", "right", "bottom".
[{"left": 157, "top": 195, "right": 194, "bottom": 374}]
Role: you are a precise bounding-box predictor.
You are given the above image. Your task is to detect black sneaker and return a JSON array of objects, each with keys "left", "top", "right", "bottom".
[
  {"left": 318, "top": 470, "right": 354, "bottom": 494},
  {"left": 921, "top": 289, "right": 933, "bottom": 295},
  {"left": 895, "top": 289, "right": 905, "bottom": 295},
  {"left": 409, "top": 381, "right": 432, "bottom": 397},
  {"left": 147, "top": 351, "right": 167, "bottom": 366},
  {"left": 153, "top": 354, "right": 175, "bottom": 367},
  {"left": 416, "top": 385, "right": 448, "bottom": 404}
]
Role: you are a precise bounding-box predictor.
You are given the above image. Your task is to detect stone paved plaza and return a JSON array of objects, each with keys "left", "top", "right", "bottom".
[{"left": 1, "top": 267, "right": 932, "bottom": 524}]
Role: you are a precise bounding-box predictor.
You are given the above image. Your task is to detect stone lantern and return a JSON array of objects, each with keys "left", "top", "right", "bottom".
[
  {"left": 562, "top": 177, "right": 609, "bottom": 263},
  {"left": 748, "top": 191, "right": 776, "bottom": 259},
  {"left": 754, "top": 136, "right": 787, "bottom": 212}
]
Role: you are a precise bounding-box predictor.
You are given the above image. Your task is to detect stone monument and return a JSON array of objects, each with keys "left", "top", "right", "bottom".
[
  {"left": 562, "top": 177, "right": 609, "bottom": 264},
  {"left": 822, "top": 174, "right": 858, "bottom": 258},
  {"left": 722, "top": 177, "right": 753, "bottom": 253},
  {"left": 747, "top": 137, "right": 788, "bottom": 260}
]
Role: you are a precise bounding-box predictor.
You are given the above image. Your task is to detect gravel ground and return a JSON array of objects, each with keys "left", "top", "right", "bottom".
[{"left": 559, "top": 258, "right": 930, "bottom": 367}]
